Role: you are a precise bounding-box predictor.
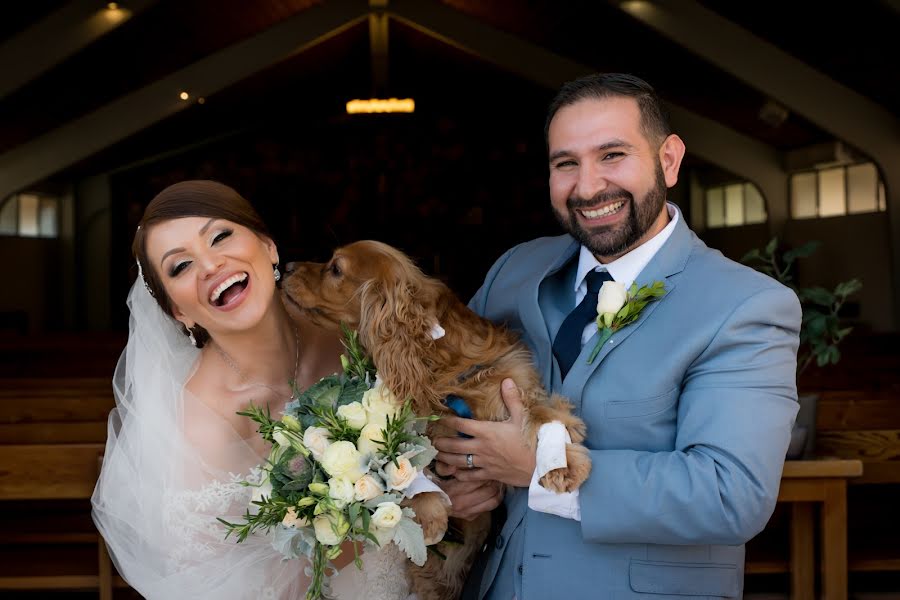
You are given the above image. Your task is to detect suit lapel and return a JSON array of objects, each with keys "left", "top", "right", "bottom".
[
  {"left": 563, "top": 215, "right": 695, "bottom": 411},
  {"left": 517, "top": 238, "right": 579, "bottom": 389}
]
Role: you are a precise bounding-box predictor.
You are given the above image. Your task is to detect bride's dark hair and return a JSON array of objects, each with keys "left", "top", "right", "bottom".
[{"left": 133, "top": 180, "right": 273, "bottom": 348}]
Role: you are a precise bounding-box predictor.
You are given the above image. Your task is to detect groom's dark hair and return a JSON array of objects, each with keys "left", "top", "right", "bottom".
[{"left": 545, "top": 73, "right": 671, "bottom": 146}]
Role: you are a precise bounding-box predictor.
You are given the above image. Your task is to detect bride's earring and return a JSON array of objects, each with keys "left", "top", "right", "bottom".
[
  {"left": 188, "top": 328, "right": 197, "bottom": 347},
  {"left": 273, "top": 265, "right": 281, "bottom": 282}
]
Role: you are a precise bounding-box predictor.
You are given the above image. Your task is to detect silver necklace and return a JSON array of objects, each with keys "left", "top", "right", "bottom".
[{"left": 213, "top": 329, "right": 300, "bottom": 400}]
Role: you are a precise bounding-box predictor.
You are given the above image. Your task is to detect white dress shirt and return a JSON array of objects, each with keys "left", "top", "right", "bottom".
[{"left": 527, "top": 204, "right": 679, "bottom": 521}]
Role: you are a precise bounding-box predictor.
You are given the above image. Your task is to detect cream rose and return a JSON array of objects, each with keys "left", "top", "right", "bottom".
[
  {"left": 337, "top": 401, "right": 368, "bottom": 430},
  {"left": 371, "top": 501, "right": 403, "bottom": 529},
  {"left": 596, "top": 280, "right": 628, "bottom": 326},
  {"left": 303, "top": 426, "right": 332, "bottom": 462},
  {"left": 321, "top": 441, "right": 368, "bottom": 483},
  {"left": 281, "top": 507, "right": 309, "bottom": 529},
  {"left": 357, "top": 423, "right": 387, "bottom": 457},
  {"left": 313, "top": 514, "right": 349, "bottom": 546},
  {"left": 328, "top": 477, "right": 355, "bottom": 508},
  {"left": 353, "top": 473, "right": 385, "bottom": 502},
  {"left": 383, "top": 457, "right": 417, "bottom": 491},
  {"left": 361, "top": 383, "right": 401, "bottom": 428}
]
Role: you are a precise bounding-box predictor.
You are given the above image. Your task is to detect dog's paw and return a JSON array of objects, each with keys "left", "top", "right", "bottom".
[
  {"left": 408, "top": 491, "right": 449, "bottom": 546},
  {"left": 537, "top": 443, "right": 592, "bottom": 493}
]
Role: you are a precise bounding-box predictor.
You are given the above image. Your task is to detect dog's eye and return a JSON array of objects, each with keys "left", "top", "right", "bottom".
[{"left": 329, "top": 262, "right": 342, "bottom": 277}]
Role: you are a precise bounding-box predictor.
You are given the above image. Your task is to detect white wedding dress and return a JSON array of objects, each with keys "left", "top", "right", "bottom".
[{"left": 92, "top": 283, "right": 410, "bottom": 600}]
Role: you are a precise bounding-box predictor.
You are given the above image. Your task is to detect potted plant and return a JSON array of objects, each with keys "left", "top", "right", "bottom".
[{"left": 742, "top": 238, "right": 862, "bottom": 459}]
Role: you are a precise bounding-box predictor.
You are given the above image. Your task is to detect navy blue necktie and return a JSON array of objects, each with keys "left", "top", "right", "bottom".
[{"left": 553, "top": 269, "right": 613, "bottom": 380}]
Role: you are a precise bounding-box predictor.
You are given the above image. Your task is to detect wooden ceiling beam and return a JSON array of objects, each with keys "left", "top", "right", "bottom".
[
  {"left": 388, "top": 0, "right": 788, "bottom": 231},
  {"left": 0, "top": 0, "right": 369, "bottom": 200},
  {"left": 0, "top": 0, "right": 157, "bottom": 100}
]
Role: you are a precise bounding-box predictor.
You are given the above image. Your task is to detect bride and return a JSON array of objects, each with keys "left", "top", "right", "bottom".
[{"left": 92, "top": 181, "right": 407, "bottom": 599}]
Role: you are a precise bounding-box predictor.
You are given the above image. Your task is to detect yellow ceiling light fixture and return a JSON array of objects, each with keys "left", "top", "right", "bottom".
[
  {"left": 107, "top": 2, "right": 119, "bottom": 9},
  {"left": 346, "top": 98, "right": 415, "bottom": 114},
  {"left": 179, "top": 91, "right": 190, "bottom": 101}
]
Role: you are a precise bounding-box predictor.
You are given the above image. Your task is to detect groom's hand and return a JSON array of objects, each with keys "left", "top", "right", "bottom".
[
  {"left": 436, "top": 478, "right": 503, "bottom": 520},
  {"left": 434, "top": 378, "right": 536, "bottom": 488}
]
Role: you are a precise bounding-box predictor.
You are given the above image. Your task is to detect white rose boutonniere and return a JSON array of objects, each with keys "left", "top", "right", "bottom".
[{"left": 587, "top": 280, "right": 666, "bottom": 364}]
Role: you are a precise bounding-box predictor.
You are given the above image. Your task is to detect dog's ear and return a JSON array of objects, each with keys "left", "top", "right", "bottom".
[{"left": 358, "top": 262, "right": 441, "bottom": 404}]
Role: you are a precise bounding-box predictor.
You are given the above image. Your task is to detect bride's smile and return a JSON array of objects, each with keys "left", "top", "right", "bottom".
[{"left": 144, "top": 216, "right": 279, "bottom": 335}]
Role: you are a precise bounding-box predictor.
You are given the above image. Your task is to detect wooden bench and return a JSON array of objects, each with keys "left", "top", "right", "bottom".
[
  {"left": 0, "top": 444, "right": 118, "bottom": 597},
  {"left": 0, "top": 378, "right": 114, "bottom": 444}
]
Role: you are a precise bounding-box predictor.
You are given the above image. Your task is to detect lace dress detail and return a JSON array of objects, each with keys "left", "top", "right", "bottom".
[{"left": 162, "top": 468, "right": 279, "bottom": 598}]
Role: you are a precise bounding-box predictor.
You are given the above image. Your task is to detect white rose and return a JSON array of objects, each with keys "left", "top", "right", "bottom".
[
  {"left": 303, "top": 426, "right": 332, "bottom": 462},
  {"left": 321, "top": 441, "right": 368, "bottom": 483},
  {"left": 383, "top": 457, "right": 417, "bottom": 491},
  {"left": 371, "top": 501, "right": 403, "bottom": 529},
  {"left": 250, "top": 479, "right": 273, "bottom": 504},
  {"left": 596, "top": 280, "right": 628, "bottom": 324},
  {"left": 328, "top": 477, "right": 355, "bottom": 508},
  {"left": 313, "top": 514, "right": 349, "bottom": 546},
  {"left": 357, "top": 423, "right": 387, "bottom": 458},
  {"left": 353, "top": 474, "right": 385, "bottom": 502},
  {"left": 362, "top": 383, "right": 401, "bottom": 428},
  {"left": 281, "top": 507, "right": 309, "bottom": 528},
  {"left": 337, "top": 402, "right": 368, "bottom": 430}
]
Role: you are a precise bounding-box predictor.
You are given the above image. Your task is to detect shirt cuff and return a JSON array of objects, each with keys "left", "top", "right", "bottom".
[{"left": 527, "top": 421, "right": 581, "bottom": 521}]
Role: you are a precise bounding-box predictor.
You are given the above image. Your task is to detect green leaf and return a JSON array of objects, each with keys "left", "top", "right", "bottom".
[
  {"left": 740, "top": 248, "right": 762, "bottom": 264},
  {"left": 800, "top": 286, "right": 835, "bottom": 307},
  {"left": 337, "top": 378, "right": 368, "bottom": 407},
  {"left": 804, "top": 313, "right": 827, "bottom": 338},
  {"left": 765, "top": 237, "right": 778, "bottom": 257},
  {"left": 784, "top": 240, "right": 820, "bottom": 263},
  {"left": 392, "top": 517, "right": 427, "bottom": 566},
  {"left": 834, "top": 279, "right": 862, "bottom": 298}
]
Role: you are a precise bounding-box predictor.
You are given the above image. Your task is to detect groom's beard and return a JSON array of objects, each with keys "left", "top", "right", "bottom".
[{"left": 554, "top": 161, "right": 668, "bottom": 259}]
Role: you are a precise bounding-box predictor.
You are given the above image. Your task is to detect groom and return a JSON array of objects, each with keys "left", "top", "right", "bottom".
[{"left": 433, "top": 73, "right": 801, "bottom": 599}]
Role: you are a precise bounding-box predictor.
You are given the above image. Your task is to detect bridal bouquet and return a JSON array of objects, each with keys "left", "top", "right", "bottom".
[{"left": 219, "top": 326, "right": 440, "bottom": 600}]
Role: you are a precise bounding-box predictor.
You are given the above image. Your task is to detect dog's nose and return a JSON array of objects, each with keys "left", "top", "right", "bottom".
[{"left": 284, "top": 261, "right": 298, "bottom": 275}]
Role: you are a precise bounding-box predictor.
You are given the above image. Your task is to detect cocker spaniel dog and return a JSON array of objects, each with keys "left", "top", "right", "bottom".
[{"left": 282, "top": 240, "right": 590, "bottom": 600}]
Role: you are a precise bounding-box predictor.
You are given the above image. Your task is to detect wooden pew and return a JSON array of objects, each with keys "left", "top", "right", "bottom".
[
  {"left": 0, "top": 378, "right": 114, "bottom": 444},
  {"left": 0, "top": 445, "right": 116, "bottom": 597}
]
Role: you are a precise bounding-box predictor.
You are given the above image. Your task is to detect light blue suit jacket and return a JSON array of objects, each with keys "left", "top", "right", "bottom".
[{"left": 468, "top": 213, "right": 800, "bottom": 599}]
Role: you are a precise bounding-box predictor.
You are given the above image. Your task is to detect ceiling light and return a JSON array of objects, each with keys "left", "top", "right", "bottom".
[
  {"left": 179, "top": 91, "right": 190, "bottom": 101},
  {"left": 107, "top": 2, "right": 119, "bottom": 9},
  {"left": 346, "top": 98, "right": 415, "bottom": 114}
]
